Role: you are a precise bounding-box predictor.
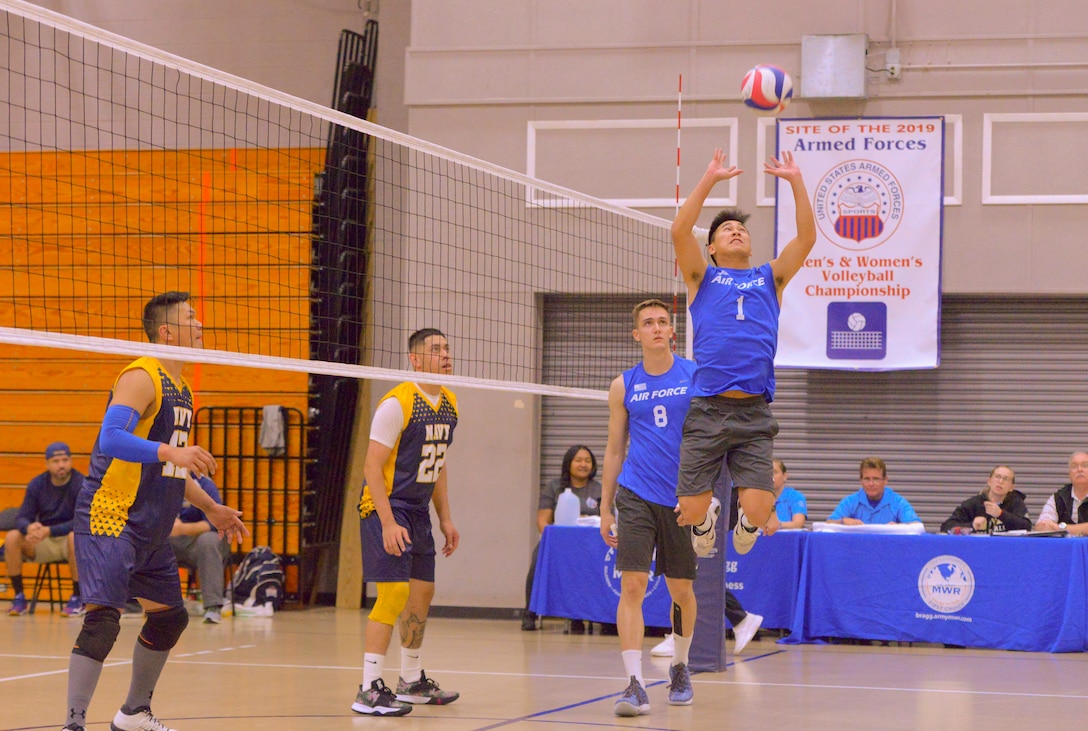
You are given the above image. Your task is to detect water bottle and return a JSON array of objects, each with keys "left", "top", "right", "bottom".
[{"left": 554, "top": 488, "right": 580, "bottom": 526}]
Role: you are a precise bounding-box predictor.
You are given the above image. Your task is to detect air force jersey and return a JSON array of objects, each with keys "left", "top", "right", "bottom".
[
  {"left": 77, "top": 357, "right": 194, "bottom": 544},
  {"left": 358, "top": 382, "right": 458, "bottom": 517},
  {"left": 690, "top": 262, "right": 779, "bottom": 401},
  {"left": 617, "top": 357, "right": 697, "bottom": 507}
]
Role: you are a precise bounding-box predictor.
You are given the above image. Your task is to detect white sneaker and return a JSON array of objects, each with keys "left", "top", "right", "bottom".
[
  {"left": 651, "top": 633, "right": 675, "bottom": 657},
  {"left": 733, "top": 612, "right": 763, "bottom": 654},
  {"left": 110, "top": 707, "right": 176, "bottom": 731},
  {"left": 690, "top": 497, "right": 721, "bottom": 557},
  {"left": 732, "top": 508, "right": 760, "bottom": 555},
  {"left": 203, "top": 608, "right": 221, "bottom": 624}
]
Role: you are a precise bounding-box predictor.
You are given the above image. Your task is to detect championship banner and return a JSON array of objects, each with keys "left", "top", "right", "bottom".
[{"left": 774, "top": 117, "right": 944, "bottom": 370}]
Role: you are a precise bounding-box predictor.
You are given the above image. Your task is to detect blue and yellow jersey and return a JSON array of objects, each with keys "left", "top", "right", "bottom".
[
  {"left": 359, "top": 383, "right": 458, "bottom": 518},
  {"left": 77, "top": 357, "right": 195, "bottom": 543}
]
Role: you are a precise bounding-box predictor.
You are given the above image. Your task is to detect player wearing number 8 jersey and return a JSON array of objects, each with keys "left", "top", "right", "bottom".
[
  {"left": 600, "top": 299, "right": 699, "bottom": 714},
  {"left": 670, "top": 148, "right": 816, "bottom": 559},
  {"left": 353, "top": 328, "right": 461, "bottom": 717}
]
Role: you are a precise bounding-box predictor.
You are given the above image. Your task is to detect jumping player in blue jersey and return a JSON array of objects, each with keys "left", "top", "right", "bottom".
[
  {"left": 670, "top": 148, "right": 815, "bottom": 558},
  {"left": 63, "top": 292, "right": 248, "bottom": 731},
  {"left": 352, "top": 328, "right": 461, "bottom": 717},
  {"left": 600, "top": 299, "right": 699, "bottom": 715}
]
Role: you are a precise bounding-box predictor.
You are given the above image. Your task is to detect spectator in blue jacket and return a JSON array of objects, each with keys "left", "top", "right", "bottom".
[
  {"left": 5, "top": 442, "right": 85, "bottom": 616},
  {"left": 827, "top": 457, "right": 922, "bottom": 526},
  {"left": 772, "top": 459, "right": 807, "bottom": 529}
]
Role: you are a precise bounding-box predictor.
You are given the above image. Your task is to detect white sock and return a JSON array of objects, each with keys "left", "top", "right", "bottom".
[
  {"left": 740, "top": 514, "right": 758, "bottom": 532},
  {"left": 672, "top": 631, "right": 693, "bottom": 666},
  {"left": 694, "top": 511, "right": 714, "bottom": 534},
  {"left": 362, "top": 652, "right": 385, "bottom": 689},
  {"left": 400, "top": 646, "right": 422, "bottom": 683},
  {"left": 621, "top": 649, "right": 644, "bottom": 686}
]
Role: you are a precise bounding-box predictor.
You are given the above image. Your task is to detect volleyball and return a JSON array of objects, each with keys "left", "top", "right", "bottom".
[{"left": 741, "top": 64, "right": 793, "bottom": 114}]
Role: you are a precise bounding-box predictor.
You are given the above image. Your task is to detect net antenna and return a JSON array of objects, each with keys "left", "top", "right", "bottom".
[
  {"left": 0, "top": 0, "right": 679, "bottom": 401},
  {"left": 672, "top": 74, "right": 683, "bottom": 353}
]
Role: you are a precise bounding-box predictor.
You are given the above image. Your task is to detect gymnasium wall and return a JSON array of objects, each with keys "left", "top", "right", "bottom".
[{"left": 14, "top": 1, "right": 1088, "bottom": 609}]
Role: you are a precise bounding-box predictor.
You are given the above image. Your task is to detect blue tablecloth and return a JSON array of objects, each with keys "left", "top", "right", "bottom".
[
  {"left": 532, "top": 525, "right": 1088, "bottom": 652},
  {"left": 727, "top": 529, "right": 805, "bottom": 630},
  {"left": 784, "top": 532, "right": 1088, "bottom": 652},
  {"left": 530, "top": 525, "right": 672, "bottom": 626},
  {"left": 529, "top": 524, "right": 804, "bottom": 630}
]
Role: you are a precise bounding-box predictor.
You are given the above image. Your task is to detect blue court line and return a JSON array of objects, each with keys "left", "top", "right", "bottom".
[
  {"left": 469, "top": 652, "right": 789, "bottom": 731},
  {"left": 737, "top": 648, "right": 788, "bottom": 663},
  {"left": 471, "top": 679, "right": 671, "bottom": 731}
]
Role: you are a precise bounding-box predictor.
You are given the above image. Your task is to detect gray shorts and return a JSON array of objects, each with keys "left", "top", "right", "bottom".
[
  {"left": 677, "top": 395, "right": 778, "bottom": 497},
  {"left": 615, "top": 486, "right": 697, "bottom": 581}
]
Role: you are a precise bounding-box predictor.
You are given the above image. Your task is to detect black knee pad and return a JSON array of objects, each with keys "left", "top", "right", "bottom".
[
  {"left": 138, "top": 605, "right": 189, "bottom": 651},
  {"left": 73, "top": 607, "right": 122, "bottom": 662}
]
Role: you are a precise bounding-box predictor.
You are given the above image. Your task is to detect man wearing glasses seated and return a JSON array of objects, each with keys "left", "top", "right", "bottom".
[{"left": 1035, "top": 452, "right": 1088, "bottom": 536}]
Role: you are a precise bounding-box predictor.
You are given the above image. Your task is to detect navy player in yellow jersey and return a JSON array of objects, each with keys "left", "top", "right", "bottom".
[
  {"left": 63, "top": 292, "right": 248, "bottom": 731},
  {"left": 352, "top": 328, "right": 461, "bottom": 717},
  {"left": 600, "top": 299, "right": 699, "bottom": 715},
  {"left": 670, "top": 148, "right": 815, "bottom": 558}
]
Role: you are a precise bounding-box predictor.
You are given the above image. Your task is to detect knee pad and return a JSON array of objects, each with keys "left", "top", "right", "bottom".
[
  {"left": 138, "top": 605, "right": 189, "bottom": 651},
  {"left": 368, "top": 582, "right": 410, "bottom": 626},
  {"left": 73, "top": 607, "right": 122, "bottom": 662}
]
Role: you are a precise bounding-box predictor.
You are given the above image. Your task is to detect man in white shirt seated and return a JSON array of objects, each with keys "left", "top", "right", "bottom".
[{"left": 1035, "top": 451, "right": 1088, "bottom": 536}]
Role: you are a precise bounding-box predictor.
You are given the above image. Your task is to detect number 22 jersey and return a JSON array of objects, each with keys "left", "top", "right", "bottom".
[{"left": 358, "top": 382, "right": 458, "bottom": 517}]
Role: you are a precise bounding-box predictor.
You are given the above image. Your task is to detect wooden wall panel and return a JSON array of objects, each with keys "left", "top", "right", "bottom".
[{"left": 0, "top": 148, "right": 324, "bottom": 519}]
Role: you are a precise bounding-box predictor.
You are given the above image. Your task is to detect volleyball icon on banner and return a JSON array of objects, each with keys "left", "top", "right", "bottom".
[{"left": 741, "top": 64, "right": 793, "bottom": 114}]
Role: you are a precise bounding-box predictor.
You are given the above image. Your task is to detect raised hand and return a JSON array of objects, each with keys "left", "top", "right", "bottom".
[
  {"left": 763, "top": 149, "right": 802, "bottom": 182},
  {"left": 705, "top": 147, "right": 743, "bottom": 182}
]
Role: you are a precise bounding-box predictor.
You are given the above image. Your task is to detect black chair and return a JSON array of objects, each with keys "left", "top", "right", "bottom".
[{"left": 29, "top": 560, "right": 69, "bottom": 614}]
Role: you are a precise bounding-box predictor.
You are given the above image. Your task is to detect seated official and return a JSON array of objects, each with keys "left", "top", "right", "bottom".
[
  {"left": 1034, "top": 451, "right": 1088, "bottom": 536},
  {"left": 523, "top": 444, "right": 602, "bottom": 632},
  {"left": 827, "top": 457, "right": 922, "bottom": 526},
  {"left": 940, "top": 465, "right": 1031, "bottom": 534},
  {"left": 170, "top": 475, "right": 231, "bottom": 624},
  {"left": 772, "top": 458, "right": 807, "bottom": 529},
  {"left": 5, "top": 442, "right": 85, "bottom": 617}
]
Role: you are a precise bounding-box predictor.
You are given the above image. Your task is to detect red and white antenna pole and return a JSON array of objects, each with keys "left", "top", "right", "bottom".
[{"left": 672, "top": 74, "right": 682, "bottom": 351}]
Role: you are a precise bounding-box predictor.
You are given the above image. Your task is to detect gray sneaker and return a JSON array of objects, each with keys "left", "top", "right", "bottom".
[
  {"left": 732, "top": 507, "right": 759, "bottom": 555},
  {"left": 203, "top": 608, "right": 221, "bottom": 624},
  {"left": 351, "top": 679, "right": 412, "bottom": 716},
  {"left": 614, "top": 676, "right": 650, "bottom": 717},
  {"left": 690, "top": 497, "right": 721, "bottom": 558},
  {"left": 667, "top": 662, "right": 694, "bottom": 705}
]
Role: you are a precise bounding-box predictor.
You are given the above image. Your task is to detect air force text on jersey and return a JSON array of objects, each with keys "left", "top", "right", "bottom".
[{"left": 629, "top": 385, "right": 689, "bottom": 403}]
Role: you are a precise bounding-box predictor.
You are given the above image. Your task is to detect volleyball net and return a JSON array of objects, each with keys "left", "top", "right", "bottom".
[{"left": 0, "top": 0, "right": 678, "bottom": 400}]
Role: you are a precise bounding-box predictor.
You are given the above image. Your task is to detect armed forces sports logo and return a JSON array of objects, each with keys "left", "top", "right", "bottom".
[
  {"left": 917, "top": 555, "right": 975, "bottom": 614},
  {"left": 603, "top": 547, "right": 664, "bottom": 599},
  {"left": 814, "top": 159, "right": 904, "bottom": 251}
]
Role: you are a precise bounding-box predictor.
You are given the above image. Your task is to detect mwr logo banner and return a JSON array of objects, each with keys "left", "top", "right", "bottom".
[
  {"left": 774, "top": 117, "right": 943, "bottom": 370},
  {"left": 917, "top": 554, "right": 975, "bottom": 614}
]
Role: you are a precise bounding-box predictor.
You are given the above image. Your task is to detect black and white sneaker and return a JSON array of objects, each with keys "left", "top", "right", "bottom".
[
  {"left": 351, "top": 678, "right": 412, "bottom": 716},
  {"left": 690, "top": 497, "right": 722, "bottom": 557}
]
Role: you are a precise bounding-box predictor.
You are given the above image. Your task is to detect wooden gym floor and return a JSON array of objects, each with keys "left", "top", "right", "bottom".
[{"left": 2, "top": 607, "right": 1086, "bottom": 730}]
